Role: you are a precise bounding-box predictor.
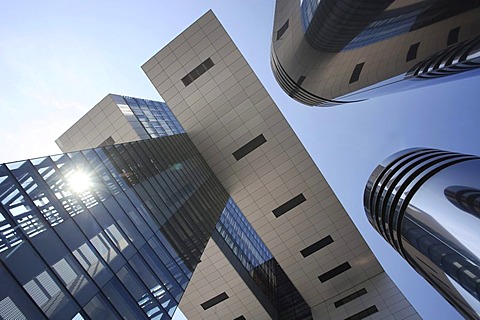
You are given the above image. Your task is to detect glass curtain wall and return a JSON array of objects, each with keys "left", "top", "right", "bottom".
[
  {"left": 216, "top": 198, "right": 312, "bottom": 320},
  {"left": 0, "top": 134, "right": 228, "bottom": 320}
]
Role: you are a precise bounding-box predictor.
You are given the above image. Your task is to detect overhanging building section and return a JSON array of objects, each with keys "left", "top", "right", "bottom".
[{"left": 143, "top": 10, "right": 418, "bottom": 319}]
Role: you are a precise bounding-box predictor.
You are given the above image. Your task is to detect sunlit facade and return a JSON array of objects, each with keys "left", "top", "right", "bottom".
[
  {"left": 54, "top": 93, "right": 312, "bottom": 320},
  {"left": 364, "top": 148, "right": 480, "bottom": 319},
  {"left": 0, "top": 135, "right": 228, "bottom": 319}
]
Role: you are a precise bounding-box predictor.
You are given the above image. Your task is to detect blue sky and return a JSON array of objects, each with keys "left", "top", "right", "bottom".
[{"left": 0, "top": 1, "right": 479, "bottom": 319}]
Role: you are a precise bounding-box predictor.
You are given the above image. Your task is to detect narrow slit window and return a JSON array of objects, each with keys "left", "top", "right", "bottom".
[
  {"left": 344, "top": 305, "right": 378, "bottom": 320},
  {"left": 406, "top": 43, "right": 420, "bottom": 62},
  {"left": 301, "top": 235, "right": 333, "bottom": 257},
  {"left": 349, "top": 62, "right": 364, "bottom": 84},
  {"left": 181, "top": 58, "right": 215, "bottom": 87},
  {"left": 447, "top": 27, "right": 460, "bottom": 46},
  {"left": 201, "top": 292, "right": 229, "bottom": 310},
  {"left": 297, "top": 76, "right": 306, "bottom": 86},
  {"left": 318, "top": 262, "right": 351, "bottom": 283},
  {"left": 276, "top": 19, "right": 289, "bottom": 40},
  {"left": 232, "top": 134, "right": 267, "bottom": 161},
  {"left": 334, "top": 288, "right": 368, "bottom": 308},
  {"left": 273, "top": 194, "right": 306, "bottom": 218}
]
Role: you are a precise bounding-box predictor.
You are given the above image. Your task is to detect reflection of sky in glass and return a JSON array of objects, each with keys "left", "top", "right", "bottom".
[
  {"left": 300, "top": 0, "right": 319, "bottom": 31},
  {"left": 216, "top": 198, "right": 272, "bottom": 270},
  {"left": 448, "top": 273, "right": 480, "bottom": 317},
  {"left": 122, "top": 95, "right": 185, "bottom": 138},
  {"left": 342, "top": 10, "right": 421, "bottom": 51},
  {"left": 408, "top": 160, "right": 480, "bottom": 262},
  {"left": 0, "top": 138, "right": 209, "bottom": 319}
]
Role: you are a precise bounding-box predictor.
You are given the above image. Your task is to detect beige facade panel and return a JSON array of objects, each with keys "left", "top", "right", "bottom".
[
  {"left": 55, "top": 94, "right": 147, "bottom": 152},
  {"left": 143, "top": 10, "right": 418, "bottom": 319},
  {"left": 179, "top": 240, "right": 271, "bottom": 320}
]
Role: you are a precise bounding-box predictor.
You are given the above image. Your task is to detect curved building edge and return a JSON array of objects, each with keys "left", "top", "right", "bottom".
[
  {"left": 271, "top": 0, "right": 480, "bottom": 106},
  {"left": 364, "top": 148, "right": 480, "bottom": 319}
]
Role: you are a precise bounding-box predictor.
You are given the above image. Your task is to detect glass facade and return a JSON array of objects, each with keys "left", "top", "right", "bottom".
[
  {"left": 121, "top": 96, "right": 185, "bottom": 138},
  {"left": 273, "top": 0, "right": 480, "bottom": 106},
  {"left": 301, "top": 0, "right": 480, "bottom": 52},
  {"left": 5, "top": 94, "right": 311, "bottom": 319},
  {"left": 300, "top": 0, "right": 318, "bottom": 32},
  {"left": 216, "top": 198, "right": 312, "bottom": 320},
  {"left": 364, "top": 148, "right": 480, "bottom": 319},
  {"left": 114, "top": 95, "right": 312, "bottom": 318},
  {"left": 0, "top": 134, "right": 229, "bottom": 320}
]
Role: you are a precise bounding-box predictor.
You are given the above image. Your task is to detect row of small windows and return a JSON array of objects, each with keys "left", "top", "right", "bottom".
[
  {"left": 225, "top": 125, "right": 367, "bottom": 316},
  {"left": 348, "top": 26, "right": 462, "bottom": 84}
]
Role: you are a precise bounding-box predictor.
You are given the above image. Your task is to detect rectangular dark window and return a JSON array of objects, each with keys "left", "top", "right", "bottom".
[
  {"left": 334, "top": 288, "right": 368, "bottom": 308},
  {"left": 447, "top": 27, "right": 460, "bottom": 46},
  {"left": 318, "top": 262, "right": 351, "bottom": 283},
  {"left": 272, "top": 193, "right": 306, "bottom": 218},
  {"left": 406, "top": 42, "right": 420, "bottom": 62},
  {"left": 297, "top": 76, "right": 306, "bottom": 86},
  {"left": 301, "top": 235, "right": 333, "bottom": 258},
  {"left": 98, "top": 136, "right": 115, "bottom": 147},
  {"left": 201, "top": 292, "right": 229, "bottom": 310},
  {"left": 232, "top": 134, "right": 267, "bottom": 161},
  {"left": 181, "top": 58, "right": 215, "bottom": 87},
  {"left": 276, "top": 19, "right": 289, "bottom": 40},
  {"left": 349, "top": 62, "right": 364, "bottom": 84},
  {"left": 234, "top": 316, "right": 246, "bottom": 320},
  {"left": 344, "top": 305, "right": 378, "bottom": 320}
]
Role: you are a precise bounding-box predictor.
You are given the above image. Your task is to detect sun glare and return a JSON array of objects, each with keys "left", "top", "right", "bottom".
[{"left": 69, "top": 171, "right": 92, "bottom": 193}]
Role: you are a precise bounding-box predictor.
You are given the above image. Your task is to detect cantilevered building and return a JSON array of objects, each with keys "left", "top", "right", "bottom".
[
  {"left": 1, "top": 10, "right": 423, "bottom": 320},
  {"left": 139, "top": 11, "right": 417, "bottom": 320},
  {"left": 271, "top": 0, "right": 480, "bottom": 106}
]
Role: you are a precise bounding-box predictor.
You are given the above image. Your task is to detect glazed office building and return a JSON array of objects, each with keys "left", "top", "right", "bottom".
[
  {"left": 56, "top": 93, "right": 314, "bottom": 320},
  {"left": 0, "top": 134, "right": 229, "bottom": 319},
  {"left": 271, "top": 0, "right": 480, "bottom": 106},
  {"left": 364, "top": 148, "right": 480, "bottom": 319}
]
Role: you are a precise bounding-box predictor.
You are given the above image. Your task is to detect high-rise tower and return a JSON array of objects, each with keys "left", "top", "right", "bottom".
[
  {"left": 271, "top": 0, "right": 480, "bottom": 106},
  {"left": 364, "top": 148, "right": 480, "bottom": 319}
]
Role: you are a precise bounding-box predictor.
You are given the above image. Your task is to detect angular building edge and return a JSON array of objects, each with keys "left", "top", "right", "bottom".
[{"left": 142, "top": 10, "right": 419, "bottom": 320}]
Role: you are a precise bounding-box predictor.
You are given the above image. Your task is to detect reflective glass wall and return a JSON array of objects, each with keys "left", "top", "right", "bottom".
[
  {"left": 216, "top": 198, "right": 312, "bottom": 320},
  {"left": 364, "top": 148, "right": 480, "bottom": 319},
  {"left": 0, "top": 134, "right": 228, "bottom": 320},
  {"left": 121, "top": 96, "right": 185, "bottom": 138}
]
